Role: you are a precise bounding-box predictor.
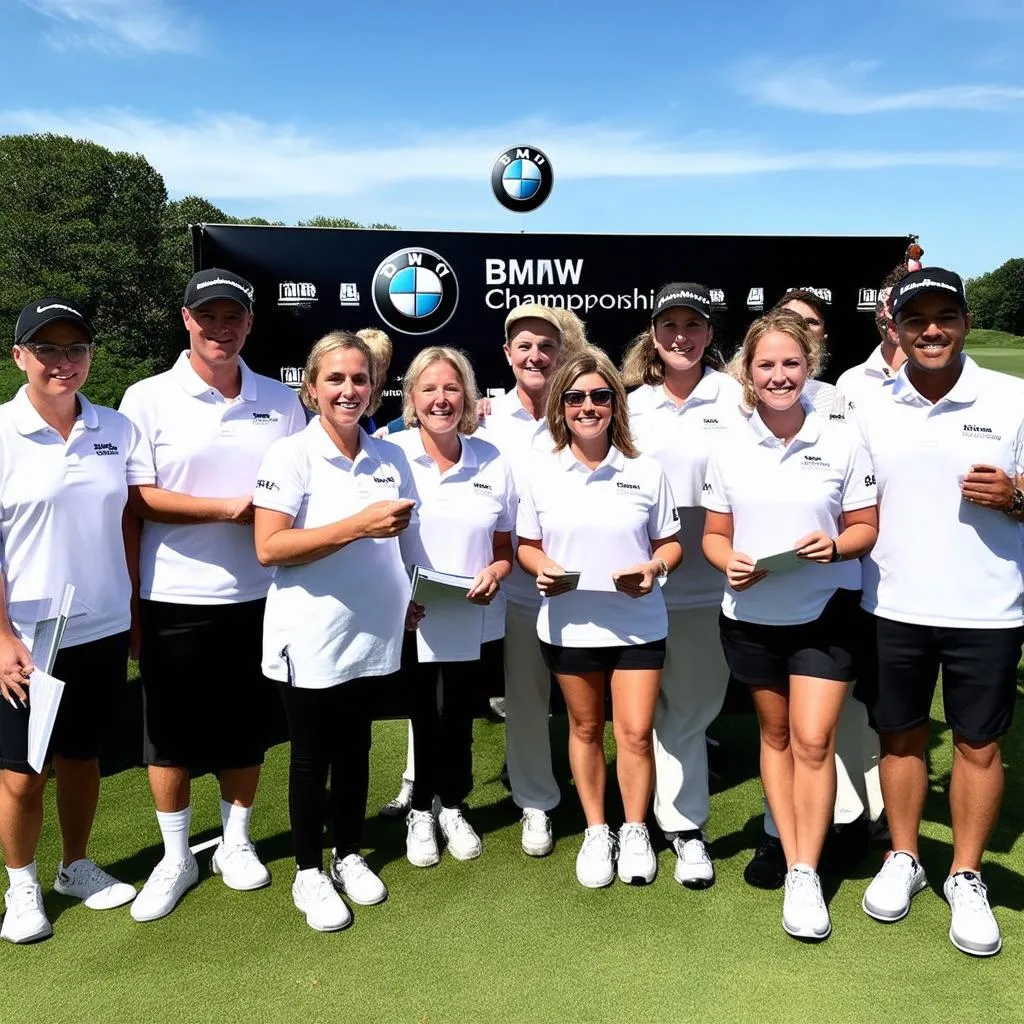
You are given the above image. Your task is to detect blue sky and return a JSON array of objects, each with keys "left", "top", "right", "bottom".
[{"left": 2, "top": 0, "right": 1023, "bottom": 276}]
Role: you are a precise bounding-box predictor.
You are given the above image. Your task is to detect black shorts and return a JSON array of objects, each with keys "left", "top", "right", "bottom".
[
  {"left": 720, "top": 589, "right": 859, "bottom": 687},
  {"left": 862, "top": 615, "right": 1024, "bottom": 743},
  {"left": 539, "top": 638, "right": 666, "bottom": 674},
  {"left": 0, "top": 631, "right": 129, "bottom": 775},
  {"left": 140, "top": 599, "right": 283, "bottom": 772}
]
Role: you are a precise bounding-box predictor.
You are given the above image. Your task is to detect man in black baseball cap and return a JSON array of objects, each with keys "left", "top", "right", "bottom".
[
  {"left": 889, "top": 266, "right": 967, "bottom": 322},
  {"left": 651, "top": 283, "right": 712, "bottom": 322},
  {"left": 14, "top": 297, "right": 95, "bottom": 348},
  {"left": 183, "top": 268, "right": 255, "bottom": 314}
]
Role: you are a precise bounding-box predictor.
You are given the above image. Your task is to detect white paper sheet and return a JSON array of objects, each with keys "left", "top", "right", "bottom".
[
  {"left": 27, "top": 668, "right": 66, "bottom": 773},
  {"left": 30, "top": 583, "right": 76, "bottom": 675},
  {"left": 411, "top": 566, "right": 486, "bottom": 663}
]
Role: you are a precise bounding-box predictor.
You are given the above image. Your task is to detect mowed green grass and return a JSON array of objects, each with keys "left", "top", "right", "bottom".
[
  {"left": 967, "top": 347, "right": 1024, "bottom": 379},
  {"left": 1, "top": 679, "right": 1023, "bottom": 1024}
]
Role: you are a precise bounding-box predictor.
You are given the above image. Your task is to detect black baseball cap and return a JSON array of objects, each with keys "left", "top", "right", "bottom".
[
  {"left": 183, "top": 268, "right": 255, "bottom": 313},
  {"left": 15, "top": 297, "right": 95, "bottom": 347},
  {"left": 890, "top": 267, "right": 967, "bottom": 320},
  {"left": 652, "top": 283, "right": 711, "bottom": 322}
]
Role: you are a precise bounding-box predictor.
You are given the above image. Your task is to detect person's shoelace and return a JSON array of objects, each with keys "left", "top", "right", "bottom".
[{"left": 951, "top": 873, "right": 989, "bottom": 910}]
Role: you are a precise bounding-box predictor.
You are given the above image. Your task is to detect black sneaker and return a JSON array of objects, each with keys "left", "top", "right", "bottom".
[{"left": 744, "top": 835, "right": 787, "bottom": 890}]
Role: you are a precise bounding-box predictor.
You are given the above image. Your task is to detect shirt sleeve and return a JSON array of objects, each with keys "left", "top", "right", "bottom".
[
  {"left": 495, "top": 457, "right": 517, "bottom": 534},
  {"left": 701, "top": 451, "right": 730, "bottom": 513},
  {"left": 253, "top": 437, "right": 307, "bottom": 517},
  {"left": 118, "top": 386, "right": 158, "bottom": 486},
  {"left": 123, "top": 417, "right": 148, "bottom": 486},
  {"left": 648, "top": 466, "right": 680, "bottom": 540},
  {"left": 515, "top": 469, "right": 542, "bottom": 541},
  {"left": 841, "top": 436, "right": 878, "bottom": 511}
]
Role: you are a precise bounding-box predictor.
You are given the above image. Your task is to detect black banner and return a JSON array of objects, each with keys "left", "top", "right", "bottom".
[{"left": 193, "top": 225, "right": 911, "bottom": 423}]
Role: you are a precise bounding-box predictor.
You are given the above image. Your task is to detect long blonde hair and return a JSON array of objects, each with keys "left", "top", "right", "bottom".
[
  {"left": 401, "top": 346, "right": 481, "bottom": 435},
  {"left": 732, "top": 309, "right": 820, "bottom": 411},
  {"left": 301, "top": 331, "right": 377, "bottom": 414},
  {"left": 546, "top": 347, "right": 638, "bottom": 458}
]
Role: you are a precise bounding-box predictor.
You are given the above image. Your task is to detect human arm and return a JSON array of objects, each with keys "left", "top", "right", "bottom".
[
  {"left": 0, "top": 571, "right": 32, "bottom": 706},
  {"left": 466, "top": 531, "right": 513, "bottom": 605},
  {"left": 122, "top": 507, "right": 142, "bottom": 660},
  {"left": 961, "top": 465, "right": 1024, "bottom": 521},
  {"left": 701, "top": 511, "right": 767, "bottom": 591}
]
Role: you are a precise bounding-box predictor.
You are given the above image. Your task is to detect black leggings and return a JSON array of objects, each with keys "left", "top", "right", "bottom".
[{"left": 277, "top": 677, "right": 376, "bottom": 870}]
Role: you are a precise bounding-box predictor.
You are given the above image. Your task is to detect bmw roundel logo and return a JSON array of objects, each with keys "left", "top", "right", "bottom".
[
  {"left": 371, "top": 247, "right": 459, "bottom": 335},
  {"left": 491, "top": 146, "right": 553, "bottom": 213}
]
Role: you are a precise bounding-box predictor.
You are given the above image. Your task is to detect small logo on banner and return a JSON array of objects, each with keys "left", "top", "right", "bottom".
[
  {"left": 339, "top": 283, "right": 360, "bottom": 307},
  {"left": 491, "top": 146, "right": 554, "bottom": 213},
  {"left": 278, "top": 282, "right": 317, "bottom": 307},
  {"left": 857, "top": 287, "right": 878, "bottom": 312},
  {"left": 372, "top": 248, "right": 459, "bottom": 335},
  {"left": 710, "top": 288, "right": 727, "bottom": 310},
  {"left": 280, "top": 367, "right": 304, "bottom": 390},
  {"left": 746, "top": 287, "right": 764, "bottom": 311}
]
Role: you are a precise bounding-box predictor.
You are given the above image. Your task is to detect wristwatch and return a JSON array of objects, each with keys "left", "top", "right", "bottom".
[
  {"left": 829, "top": 540, "right": 842, "bottom": 563},
  {"left": 1007, "top": 487, "right": 1024, "bottom": 517}
]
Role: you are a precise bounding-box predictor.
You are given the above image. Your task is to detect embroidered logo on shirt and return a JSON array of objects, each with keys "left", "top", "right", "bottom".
[
  {"left": 702, "top": 482, "right": 713, "bottom": 493},
  {"left": 256, "top": 478, "right": 280, "bottom": 491},
  {"left": 702, "top": 417, "right": 725, "bottom": 430},
  {"left": 472, "top": 481, "right": 493, "bottom": 492},
  {"left": 616, "top": 481, "right": 640, "bottom": 491},
  {"left": 801, "top": 455, "right": 830, "bottom": 470},
  {"left": 374, "top": 474, "right": 397, "bottom": 485},
  {"left": 963, "top": 424, "right": 1001, "bottom": 441},
  {"left": 92, "top": 442, "right": 119, "bottom": 456},
  {"left": 252, "top": 412, "right": 279, "bottom": 424}
]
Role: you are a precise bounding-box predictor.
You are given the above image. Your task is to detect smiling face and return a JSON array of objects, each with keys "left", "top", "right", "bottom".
[
  {"left": 12, "top": 320, "right": 93, "bottom": 398},
  {"left": 504, "top": 319, "right": 561, "bottom": 397},
  {"left": 751, "top": 331, "right": 808, "bottom": 412},
  {"left": 309, "top": 346, "right": 372, "bottom": 433},
  {"left": 781, "top": 298, "right": 826, "bottom": 345},
  {"left": 412, "top": 359, "right": 464, "bottom": 437},
  {"left": 563, "top": 371, "right": 614, "bottom": 446},
  {"left": 895, "top": 293, "right": 968, "bottom": 375},
  {"left": 182, "top": 298, "right": 252, "bottom": 370},
  {"left": 652, "top": 306, "right": 712, "bottom": 375}
]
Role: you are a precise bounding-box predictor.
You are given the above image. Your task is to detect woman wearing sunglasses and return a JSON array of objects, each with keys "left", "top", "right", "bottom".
[
  {"left": 0, "top": 298, "right": 141, "bottom": 943},
  {"left": 517, "top": 348, "right": 682, "bottom": 889}
]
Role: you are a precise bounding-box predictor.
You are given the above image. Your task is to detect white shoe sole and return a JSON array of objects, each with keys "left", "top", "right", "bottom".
[
  {"left": 948, "top": 926, "right": 1001, "bottom": 957},
  {"left": 131, "top": 871, "right": 199, "bottom": 923},
  {"left": 674, "top": 865, "right": 715, "bottom": 890},
  {"left": 407, "top": 848, "right": 440, "bottom": 868},
  {"left": 783, "top": 918, "right": 831, "bottom": 941},
  {"left": 862, "top": 874, "right": 926, "bottom": 923},
  {"left": 444, "top": 844, "right": 482, "bottom": 862},
  {"left": 329, "top": 867, "right": 388, "bottom": 907},
  {"left": 617, "top": 865, "right": 656, "bottom": 886},
  {"left": 211, "top": 858, "right": 271, "bottom": 892},
  {"left": 297, "top": 907, "right": 351, "bottom": 932},
  {"left": 522, "top": 837, "right": 554, "bottom": 857},
  {"left": 0, "top": 919, "right": 53, "bottom": 944},
  {"left": 577, "top": 872, "right": 614, "bottom": 889}
]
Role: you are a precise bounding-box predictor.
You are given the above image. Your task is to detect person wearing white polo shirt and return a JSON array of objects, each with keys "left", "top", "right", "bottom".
[
  {"left": 856, "top": 267, "right": 1024, "bottom": 957},
  {"left": 623, "top": 282, "right": 743, "bottom": 889},
  {"left": 702, "top": 309, "right": 878, "bottom": 942},
  {"left": 389, "top": 346, "right": 515, "bottom": 867},
  {"left": 476, "top": 304, "right": 568, "bottom": 858},
  {"left": 254, "top": 331, "right": 415, "bottom": 931},
  {"left": 518, "top": 347, "right": 683, "bottom": 889},
  {"left": 773, "top": 289, "right": 841, "bottom": 417},
  {"left": 119, "top": 269, "right": 305, "bottom": 922},
  {"left": 0, "top": 298, "right": 139, "bottom": 943}
]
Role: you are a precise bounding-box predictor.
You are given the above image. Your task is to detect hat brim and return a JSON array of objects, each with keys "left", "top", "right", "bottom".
[
  {"left": 652, "top": 302, "right": 711, "bottom": 322},
  {"left": 16, "top": 316, "right": 95, "bottom": 347},
  {"left": 893, "top": 288, "right": 967, "bottom": 319},
  {"left": 186, "top": 289, "right": 253, "bottom": 312}
]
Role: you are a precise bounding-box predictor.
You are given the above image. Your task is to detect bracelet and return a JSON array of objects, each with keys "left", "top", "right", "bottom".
[
  {"left": 654, "top": 558, "right": 669, "bottom": 578},
  {"left": 829, "top": 540, "right": 841, "bottom": 563}
]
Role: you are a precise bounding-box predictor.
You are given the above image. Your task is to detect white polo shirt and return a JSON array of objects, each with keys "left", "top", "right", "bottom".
[
  {"left": 702, "top": 401, "right": 876, "bottom": 626},
  {"left": 477, "top": 386, "right": 554, "bottom": 610},
  {"left": 119, "top": 351, "right": 306, "bottom": 605},
  {"left": 628, "top": 370, "right": 746, "bottom": 610},
  {"left": 254, "top": 421, "right": 415, "bottom": 689},
  {"left": 804, "top": 378, "right": 844, "bottom": 418},
  {"left": 390, "top": 429, "right": 516, "bottom": 644},
  {"left": 0, "top": 387, "right": 144, "bottom": 649},
  {"left": 835, "top": 345, "right": 898, "bottom": 415},
  {"left": 854, "top": 355, "right": 1024, "bottom": 629},
  {"left": 517, "top": 445, "right": 678, "bottom": 647}
]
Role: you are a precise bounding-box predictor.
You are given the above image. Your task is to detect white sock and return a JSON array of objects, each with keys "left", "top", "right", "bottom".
[
  {"left": 221, "top": 800, "right": 252, "bottom": 847},
  {"left": 7, "top": 862, "right": 37, "bottom": 887},
  {"left": 156, "top": 807, "right": 192, "bottom": 863}
]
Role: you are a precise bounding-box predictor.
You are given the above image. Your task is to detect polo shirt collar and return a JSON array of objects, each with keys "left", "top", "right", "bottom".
[
  {"left": 406, "top": 427, "right": 479, "bottom": 473},
  {"left": 863, "top": 345, "right": 897, "bottom": 381},
  {"left": 748, "top": 395, "right": 821, "bottom": 448},
  {"left": 12, "top": 384, "right": 99, "bottom": 436},
  {"left": 633, "top": 367, "right": 723, "bottom": 413},
  {"left": 891, "top": 353, "right": 976, "bottom": 407},
  {"left": 493, "top": 385, "right": 545, "bottom": 424},
  {"left": 173, "top": 350, "right": 258, "bottom": 401},
  {"left": 307, "top": 417, "right": 378, "bottom": 468},
  {"left": 556, "top": 443, "right": 625, "bottom": 474}
]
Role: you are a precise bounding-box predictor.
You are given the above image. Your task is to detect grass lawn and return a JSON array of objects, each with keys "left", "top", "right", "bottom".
[
  {"left": 967, "top": 347, "right": 1024, "bottom": 379},
  {"left": 1, "top": 675, "right": 1022, "bottom": 1024}
]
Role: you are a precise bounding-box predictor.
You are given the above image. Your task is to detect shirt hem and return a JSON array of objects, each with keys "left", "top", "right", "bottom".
[{"left": 860, "top": 602, "right": 1024, "bottom": 630}]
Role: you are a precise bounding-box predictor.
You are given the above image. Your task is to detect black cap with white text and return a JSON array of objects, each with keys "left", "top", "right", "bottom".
[
  {"left": 890, "top": 267, "right": 968, "bottom": 320},
  {"left": 15, "top": 297, "right": 95, "bottom": 347},
  {"left": 183, "top": 268, "right": 255, "bottom": 313},
  {"left": 652, "top": 283, "right": 712, "bottom": 321}
]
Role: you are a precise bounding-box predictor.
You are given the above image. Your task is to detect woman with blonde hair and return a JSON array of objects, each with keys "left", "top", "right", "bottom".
[
  {"left": 624, "top": 283, "right": 744, "bottom": 889},
  {"left": 253, "top": 331, "right": 417, "bottom": 931},
  {"left": 389, "top": 346, "right": 516, "bottom": 867},
  {"left": 517, "top": 347, "right": 682, "bottom": 889},
  {"left": 701, "top": 309, "right": 878, "bottom": 941}
]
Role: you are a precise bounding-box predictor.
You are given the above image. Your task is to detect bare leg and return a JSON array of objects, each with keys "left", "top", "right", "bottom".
[
  {"left": 878, "top": 724, "right": 929, "bottom": 859},
  {"left": 609, "top": 668, "right": 660, "bottom": 823},
  {"left": 555, "top": 671, "right": 607, "bottom": 827},
  {"left": 751, "top": 686, "right": 795, "bottom": 867},
  {"left": 0, "top": 770, "right": 47, "bottom": 868},
  {"left": 148, "top": 765, "right": 190, "bottom": 813},
  {"left": 949, "top": 736, "right": 1002, "bottom": 875},
  {"left": 53, "top": 755, "right": 100, "bottom": 865}
]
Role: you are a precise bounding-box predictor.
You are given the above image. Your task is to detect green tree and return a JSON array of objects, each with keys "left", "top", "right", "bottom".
[
  {"left": 966, "top": 258, "right": 1024, "bottom": 335},
  {"left": 298, "top": 215, "right": 398, "bottom": 229}
]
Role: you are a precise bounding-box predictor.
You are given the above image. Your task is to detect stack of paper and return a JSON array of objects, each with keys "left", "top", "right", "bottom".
[
  {"left": 410, "top": 566, "right": 485, "bottom": 663},
  {"left": 27, "top": 668, "right": 66, "bottom": 773}
]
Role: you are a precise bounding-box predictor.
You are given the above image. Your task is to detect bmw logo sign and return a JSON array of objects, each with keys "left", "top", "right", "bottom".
[
  {"left": 491, "top": 146, "right": 554, "bottom": 213},
  {"left": 371, "top": 247, "right": 459, "bottom": 335}
]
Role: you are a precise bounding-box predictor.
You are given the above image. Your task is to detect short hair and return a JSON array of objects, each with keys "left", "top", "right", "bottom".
[
  {"left": 874, "top": 264, "right": 911, "bottom": 340},
  {"left": 545, "top": 346, "right": 638, "bottom": 458},
  {"left": 401, "top": 346, "right": 481, "bottom": 436},
  {"left": 733, "top": 309, "right": 821, "bottom": 411},
  {"left": 356, "top": 328, "right": 393, "bottom": 409},
  {"left": 301, "top": 331, "right": 377, "bottom": 414},
  {"left": 504, "top": 303, "right": 564, "bottom": 346},
  {"left": 773, "top": 288, "right": 828, "bottom": 324}
]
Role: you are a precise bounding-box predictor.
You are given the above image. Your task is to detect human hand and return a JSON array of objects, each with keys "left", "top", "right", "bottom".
[
  {"left": 726, "top": 552, "right": 767, "bottom": 592},
  {"left": 357, "top": 500, "right": 416, "bottom": 538},
  {"left": 467, "top": 568, "right": 500, "bottom": 605},
  {"left": 795, "top": 531, "right": 835, "bottom": 564},
  {"left": 536, "top": 563, "right": 576, "bottom": 598},
  {"left": 961, "top": 465, "right": 1015, "bottom": 511},
  {"left": 612, "top": 563, "right": 657, "bottom": 598},
  {"left": 0, "top": 633, "right": 33, "bottom": 707}
]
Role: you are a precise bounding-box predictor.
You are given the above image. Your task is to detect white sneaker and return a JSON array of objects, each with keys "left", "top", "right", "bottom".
[
  {"left": 672, "top": 832, "right": 715, "bottom": 889},
  {"left": 406, "top": 809, "right": 440, "bottom": 867},
  {"left": 380, "top": 778, "right": 413, "bottom": 818},
  {"left": 488, "top": 696, "right": 507, "bottom": 719},
  {"left": 292, "top": 870, "right": 351, "bottom": 932},
  {"left": 783, "top": 864, "right": 831, "bottom": 940},
  {"left": 944, "top": 871, "right": 1001, "bottom": 956},
  {"left": 576, "top": 825, "right": 616, "bottom": 889},
  {"left": 862, "top": 851, "right": 927, "bottom": 922},
  {"left": 617, "top": 823, "right": 657, "bottom": 886},
  {"left": 54, "top": 859, "right": 137, "bottom": 910},
  {"left": 438, "top": 806, "right": 483, "bottom": 861},
  {"left": 130, "top": 855, "right": 199, "bottom": 923},
  {"left": 211, "top": 841, "right": 271, "bottom": 891},
  {"left": 1, "top": 882, "right": 52, "bottom": 944},
  {"left": 521, "top": 808, "right": 554, "bottom": 857},
  {"left": 329, "top": 852, "right": 387, "bottom": 906}
]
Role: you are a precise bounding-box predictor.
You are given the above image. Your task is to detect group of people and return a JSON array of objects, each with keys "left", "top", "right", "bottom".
[{"left": 0, "top": 261, "right": 1020, "bottom": 958}]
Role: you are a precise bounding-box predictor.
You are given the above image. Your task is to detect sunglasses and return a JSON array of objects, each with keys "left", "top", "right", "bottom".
[
  {"left": 562, "top": 388, "right": 614, "bottom": 408},
  {"left": 21, "top": 342, "right": 94, "bottom": 363}
]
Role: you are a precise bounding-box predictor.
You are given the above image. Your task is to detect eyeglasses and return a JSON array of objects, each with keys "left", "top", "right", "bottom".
[
  {"left": 562, "top": 388, "right": 614, "bottom": 408},
  {"left": 21, "top": 342, "right": 94, "bottom": 363}
]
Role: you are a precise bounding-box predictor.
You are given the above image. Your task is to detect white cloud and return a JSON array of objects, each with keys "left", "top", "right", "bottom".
[
  {"left": 737, "top": 58, "right": 1024, "bottom": 114},
  {"left": 0, "top": 108, "right": 1020, "bottom": 202},
  {"left": 20, "top": 0, "right": 201, "bottom": 54}
]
